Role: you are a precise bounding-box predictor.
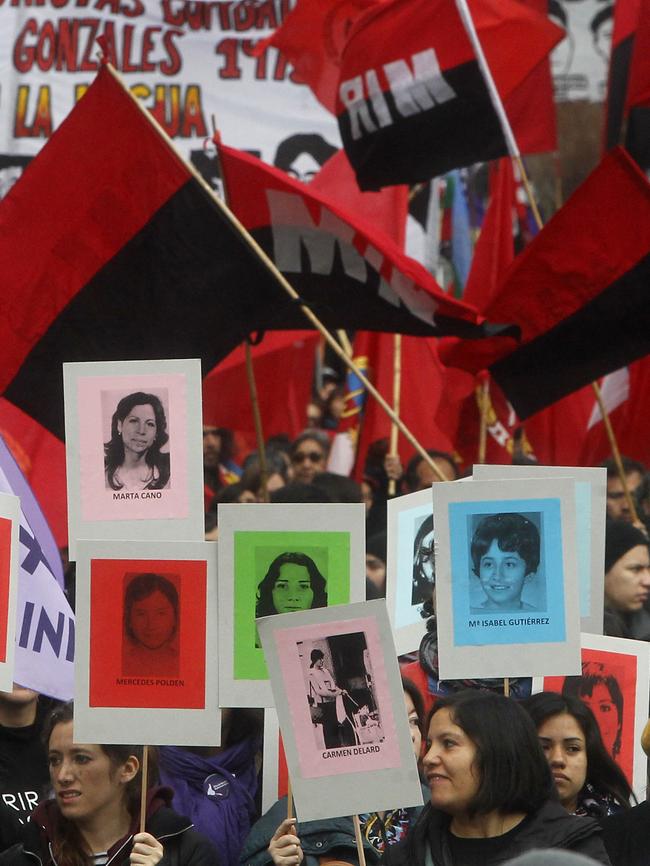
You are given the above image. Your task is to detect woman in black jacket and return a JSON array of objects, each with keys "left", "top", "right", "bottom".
[
  {"left": 383, "top": 691, "right": 610, "bottom": 866},
  {"left": 0, "top": 703, "right": 218, "bottom": 866}
]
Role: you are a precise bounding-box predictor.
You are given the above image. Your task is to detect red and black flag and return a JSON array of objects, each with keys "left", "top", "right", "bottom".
[
  {"left": 482, "top": 148, "right": 650, "bottom": 419},
  {"left": 335, "top": 0, "right": 562, "bottom": 189},
  {"left": 0, "top": 65, "right": 494, "bottom": 440},
  {"left": 216, "top": 141, "right": 498, "bottom": 342}
]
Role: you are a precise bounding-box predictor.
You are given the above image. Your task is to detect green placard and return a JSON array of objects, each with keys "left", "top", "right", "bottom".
[{"left": 234, "top": 530, "right": 351, "bottom": 679}]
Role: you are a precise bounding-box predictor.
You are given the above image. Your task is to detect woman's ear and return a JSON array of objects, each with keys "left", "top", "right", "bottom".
[
  {"left": 119, "top": 755, "right": 140, "bottom": 785},
  {"left": 117, "top": 420, "right": 123, "bottom": 436}
]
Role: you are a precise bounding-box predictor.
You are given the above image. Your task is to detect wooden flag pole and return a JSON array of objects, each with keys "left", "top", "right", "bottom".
[
  {"left": 244, "top": 339, "right": 270, "bottom": 503},
  {"left": 287, "top": 777, "right": 293, "bottom": 822},
  {"left": 353, "top": 814, "right": 368, "bottom": 866},
  {"left": 139, "top": 745, "right": 149, "bottom": 834},
  {"left": 103, "top": 64, "right": 445, "bottom": 484},
  {"left": 388, "top": 333, "right": 402, "bottom": 497},
  {"left": 503, "top": 678, "right": 510, "bottom": 698},
  {"left": 477, "top": 375, "right": 489, "bottom": 464}
]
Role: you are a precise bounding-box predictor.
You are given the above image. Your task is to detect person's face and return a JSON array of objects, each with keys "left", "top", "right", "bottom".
[
  {"left": 117, "top": 404, "right": 156, "bottom": 456},
  {"left": 581, "top": 683, "right": 620, "bottom": 756},
  {"left": 606, "top": 471, "right": 643, "bottom": 521},
  {"left": 291, "top": 439, "right": 326, "bottom": 484},
  {"left": 423, "top": 708, "right": 479, "bottom": 817},
  {"left": 593, "top": 19, "right": 613, "bottom": 63},
  {"left": 418, "top": 530, "right": 435, "bottom": 583},
  {"left": 537, "top": 713, "right": 587, "bottom": 813},
  {"left": 287, "top": 152, "right": 321, "bottom": 183},
  {"left": 272, "top": 563, "right": 314, "bottom": 614},
  {"left": 413, "top": 457, "right": 456, "bottom": 490},
  {"left": 478, "top": 539, "right": 532, "bottom": 610},
  {"left": 202, "top": 427, "right": 222, "bottom": 469},
  {"left": 404, "top": 691, "right": 422, "bottom": 759},
  {"left": 361, "top": 481, "right": 374, "bottom": 513},
  {"left": 604, "top": 544, "right": 650, "bottom": 612},
  {"left": 365, "top": 553, "right": 386, "bottom": 593},
  {"left": 314, "top": 657, "right": 324, "bottom": 669},
  {"left": 48, "top": 721, "right": 136, "bottom": 825},
  {"left": 129, "top": 589, "right": 176, "bottom": 649}
]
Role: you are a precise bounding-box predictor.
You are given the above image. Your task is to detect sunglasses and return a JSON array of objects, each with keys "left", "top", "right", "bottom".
[{"left": 292, "top": 450, "right": 324, "bottom": 464}]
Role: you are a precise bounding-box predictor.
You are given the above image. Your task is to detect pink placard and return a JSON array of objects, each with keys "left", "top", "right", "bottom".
[
  {"left": 275, "top": 616, "right": 401, "bottom": 778},
  {"left": 77, "top": 373, "right": 188, "bottom": 522}
]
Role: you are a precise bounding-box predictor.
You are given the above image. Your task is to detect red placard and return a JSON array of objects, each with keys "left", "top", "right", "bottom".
[
  {"left": 544, "top": 648, "right": 637, "bottom": 785},
  {"left": 89, "top": 558, "right": 207, "bottom": 709}
]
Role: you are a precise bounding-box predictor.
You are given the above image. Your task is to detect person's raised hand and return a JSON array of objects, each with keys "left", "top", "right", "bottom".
[
  {"left": 130, "top": 832, "right": 163, "bottom": 866},
  {"left": 269, "top": 818, "right": 304, "bottom": 866},
  {"left": 384, "top": 454, "right": 403, "bottom": 482}
]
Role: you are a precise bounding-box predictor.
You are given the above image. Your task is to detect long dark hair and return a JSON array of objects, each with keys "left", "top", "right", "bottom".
[
  {"left": 523, "top": 691, "right": 632, "bottom": 810},
  {"left": 255, "top": 552, "right": 327, "bottom": 617},
  {"left": 123, "top": 573, "right": 179, "bottom": 645},
  {"left": 412, "top": 515, "right": 434, "bottom": 604},
  {"left": 43, "top": 703, "right": 155, "bottom": 866},
  {"left": 104, "top": 391, "right": 169, "bottom": 490},
  {"left": 562, "top": 662, "right": 624, "bottom": 757}
]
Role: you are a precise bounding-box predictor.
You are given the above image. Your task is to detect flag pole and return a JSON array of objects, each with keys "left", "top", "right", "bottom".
[
  {"left": 101, "top": 64, "right": 448, "bottom": 483},
  {"left": 477, "top": 374, "right": 489, "bottom": 464},
  {"left": 139, "top": 745, "right": 149, "bottom": 835},
  {"left": 451, "top": 10, "right": 635, "bottom": 495},
  {"left": 388, "top": 333, "right": 402, "bottom": 496}
]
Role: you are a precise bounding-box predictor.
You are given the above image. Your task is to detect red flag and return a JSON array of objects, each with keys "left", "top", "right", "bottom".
[
  {"left": 624, "top": 0, "right": 650, "bottom": 170},
  {"left": 336, "top": 0, "right": 563, "bottom": 188},
  {"left": 462, "top": 159, "right": 516, "bottom": 311},
  {"left": 439, "top": 148, "right": 650, "bottom": 420},
  {"left": 259, "top": 0, "right": 377, "bottom": 113},
  {"left": 201, "top": 331, "right": 319, "bottom": 455},
  {"left": 311, "top": 149, "right": 408, "bottom": 247}
]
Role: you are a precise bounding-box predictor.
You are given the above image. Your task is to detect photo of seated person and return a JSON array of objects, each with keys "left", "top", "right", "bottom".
[{"left": 469, "top": 513, "right": 542, "bottom": 613}]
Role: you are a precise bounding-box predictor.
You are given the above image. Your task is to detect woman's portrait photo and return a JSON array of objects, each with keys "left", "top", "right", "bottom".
[
  {"left": 411, "top": 514, "right": 434, "bottom": 607},
  {"left": 122, "top": 572, "right": 180, "bottom": 677},
  {"left": 256, "top": 552, "right": 328, "bottom": 618},
  {"left": 562, "top": 661, "right": 625, "bottom": 761},
  {"left": 103, "top": 390, "right": 171, "bottom": 492}
]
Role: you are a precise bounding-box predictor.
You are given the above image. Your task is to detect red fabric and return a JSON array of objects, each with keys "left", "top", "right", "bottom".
[
  {"left": 217, "top": 142, "right": 482, "bottom": 328},
  {"left": 201, "top": 331, "right": 319, "bottom": 454},
  {"left": 261, "top": 0, "right": 378, "bottom": 113},
  {"left": 522, "top": 386, "right": 594, "bottom": 467},
  {"left": 311, "top": 149, "right": 408, "bottom": 248},
  {"left": 626, "top": 0, "right": 650, "bottom": 109},
  {"left": 0, "top": 399, "right": 67, "bottom": 548},
  {"left": 462, "top": 159, "right": 516, "bottom": 310},
  {"left": 338, "top": 0, "right": 563, "bottom": 103},
  {"left": 0, "top": 66, "right": 189, "bottom": 394},
  {"left": 440, "top": 148, "right": 650, "bottom": 374},
  {"left": 352, "top": 332, "right": 464, "bottom": 473}
]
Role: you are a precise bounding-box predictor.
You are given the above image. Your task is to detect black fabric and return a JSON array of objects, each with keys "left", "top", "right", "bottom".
[
  {"left": 339, "top": 61, "right": 507, "bottom": 190},
  {"left": 0, "top": 699, "right": 53, "bottom": 829},
  {"left": 625, "top": 107, "right": 650, "bottom": 172},
  {"left": 382, "top": 800, "right": 611, "bottom": 866},
  {"left": 604, "top": 35, "right": 635, "bottom": 150},
  {"left": 489, "top": 250, "right": 650, "bottom": 419},
  {"left": 601, "top": 798, "right": 650, "bottom": 866}
]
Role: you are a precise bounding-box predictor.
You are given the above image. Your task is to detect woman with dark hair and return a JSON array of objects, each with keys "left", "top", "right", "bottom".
[
  {"left": 244, "top": 677, "right": 429, "bottom": 866},
  {"left": 523, "top": 692, "right": 632, "bottom": 817},
  {"left": 412, "top": 516, "right": 434, "bottom": 606},
  {"left": 123, "top": 573, "right": 179, "bottom": 677},
  {"left": 105, "top": 392, "right": 170, "bottom": 491},
  {"left": 255, "top": 553, "right": 327, "bottom": 618},
  {"left": 0, "top": 703, "right": 216, "bottom": 866},
  {"left": 562, "top": 663, "right": 624, "bottom": 759},
  {"left": 384, "top": 690, "right": 610, "bottom": 866}
]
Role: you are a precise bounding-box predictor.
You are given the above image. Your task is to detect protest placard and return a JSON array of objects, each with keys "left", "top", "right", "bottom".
[
  {"left": 218, "top": 503, "right": 365, "bottom": 707},
  {"left": 258, "top": 600, "right": 423, "bottom": 821},
  {"left": 63, "top": 359, "right": 204, "bottom": 557},
  {"left": 74, "top": 539, "right": 219, "bottom": 745},
  {"left": 434, "top": 477, "right": 580, "bottom": 680},
  {"left": 473, "top": 465, "right": 606, "bottom": 632}
]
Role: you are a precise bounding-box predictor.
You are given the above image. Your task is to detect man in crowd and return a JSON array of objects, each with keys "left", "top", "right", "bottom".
[{"left": 604, "top": 456, "right": 645, "bottom": 523}]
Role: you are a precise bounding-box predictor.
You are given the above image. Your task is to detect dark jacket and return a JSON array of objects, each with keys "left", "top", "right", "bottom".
[
  {"left": 601, "top": 798, "right": 650, "bottom": 866},
  {"left": 382, "top": 800, "right": 611, "bottom": 866},
  {"left": 0, "top": 788, "right": 219, "bottom": 866},
  {"left": 240, "top": 792, "right": 427, "bottom": 866}
]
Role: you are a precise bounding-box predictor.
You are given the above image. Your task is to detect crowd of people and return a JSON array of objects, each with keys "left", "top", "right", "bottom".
[{"left": 3, "top": 401, "right": 650, "bottom": 866}]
